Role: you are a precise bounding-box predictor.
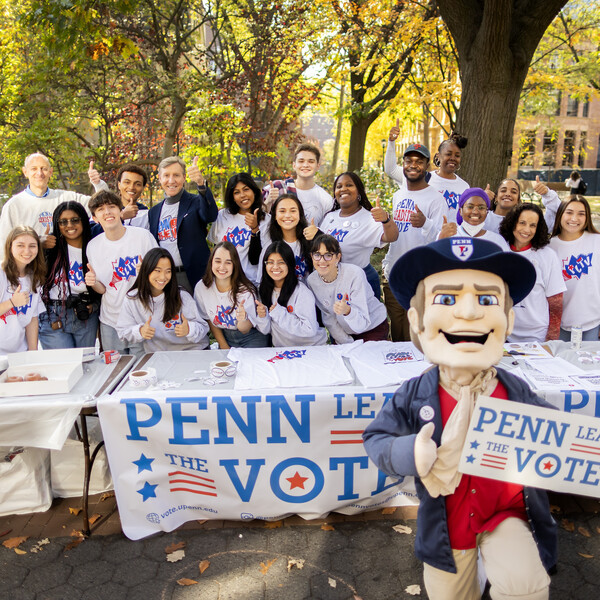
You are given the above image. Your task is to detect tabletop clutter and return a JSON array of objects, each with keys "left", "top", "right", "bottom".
[{"left": 1, "top": 339, "right": 600, "bottom": 520}]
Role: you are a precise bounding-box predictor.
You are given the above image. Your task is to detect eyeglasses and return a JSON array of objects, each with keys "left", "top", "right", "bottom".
[
  {"left": 311, "top": 252, "right": 335, "bottom": 261},
  {"left": 462, "top": 204, "right": 487, "bottom": 212},
  {"left": 57, "top": 217, "right": 82, "bottom": 227}
]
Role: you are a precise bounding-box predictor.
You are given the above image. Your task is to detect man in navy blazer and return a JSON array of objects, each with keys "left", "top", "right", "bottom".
[{"left": 148, "top": 156, "right": 218, "bottom": 292}]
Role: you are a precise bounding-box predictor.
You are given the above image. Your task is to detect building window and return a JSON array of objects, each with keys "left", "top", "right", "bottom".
[
  {"left": 542, "top": 130, "right": 557, "bottom": 167},
  {"left": 583, "top": 101, "right": 589, "bottom": 118},
  {"left": 519, "top": 130, "right": 536, "bottom": 167},
  {"left": 566, "top": 97, "right": 579, "bottom": 117},
  {"left": 563, "top": 130, "right": 576, "bottom": 166},
  {"left": 578, "top": 132, "right": 587, "bottom": 168}
]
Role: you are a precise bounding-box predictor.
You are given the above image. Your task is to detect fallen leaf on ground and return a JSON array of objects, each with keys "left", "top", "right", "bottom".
[
  {"left": 30, "top": 539, "right": 50, "bottom": 553},
  {"left": 70, "top": 529, "right": 84, "bottom": 538},
  {"left": 353, "top": 596, "right": 364, "bottom": 600},
  {"left": 2, "top": 536, "right": 28, "bottom": 549},
  {"left": 100, "top": 491, "right": 115, "bottom": 501},
  {"left": 549, "top": 504, "right": 561, "bottom": 514},
  {"left": 561, "top": 519, "right": 575, "bottom": 532},
  {"left": 405, "top": 583, "right": 421, "bottom": 595},
  {"left": 381, "top": 507, "right": 397, "bottom": 515},
  {"left": 578, "top": 553, "right": 594, "bottom": 559},
  {"left": 167, "top": 549, "right": 185, "bottom": 562},
  {"left": 578, "top": 526, "right": 591, "bottom": 537},
  {"left": 64, "top": 537, "right": 84, "bottom": 551},
  {"left": 165, "top": 541, "right": 186, "bottom": 554},
  {"left": 287, "top": 558, "right": 305, "bottom": 571},
  {"left": 264, "top": 520, "right": 283, "bottom": 529},
  {"left": 328, "top": 577, "right": 337, "bottom": 588},
  {"left": 14, "top": 548, "right": 27, "bottom": 555},
  {"left": 198, "top": 560, "right": 210, "bottom": 574},
  {"left": 321, "top": 523, "right": 335, "bottom": 531},
  {"left": 176, "top": 578, "right": 198, "bottom": 586},
  {"left": 392, "top": 524, "right": 412, "bottom": 535},
  {"left": 68, "top": 507, "right": 82, "bottom": 516},
  {"left": 88, "top": 514, "right": 102, "bottom": 525},
  {"left": 259, "top": 558, "right": 277, "bottom": 575}
]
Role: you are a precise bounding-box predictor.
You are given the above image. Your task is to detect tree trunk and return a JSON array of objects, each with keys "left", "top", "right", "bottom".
[
  {"left": 347, "top": 116, "right": 375, "bottom": 173},
  {"left": 437, "top": 0, "right": 568, "bottom": 188},
  {"left": 162, "top": 96, "right": 188, "bottom": 159}
]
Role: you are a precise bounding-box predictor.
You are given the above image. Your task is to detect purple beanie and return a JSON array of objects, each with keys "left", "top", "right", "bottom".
[{"left": 456, "top": 187, "right": 490, "bottom": 225}]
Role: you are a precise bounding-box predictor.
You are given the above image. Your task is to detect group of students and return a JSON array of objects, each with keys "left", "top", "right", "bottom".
[{"left": 1, "top": 136, "right": 598, "bottom": 357}]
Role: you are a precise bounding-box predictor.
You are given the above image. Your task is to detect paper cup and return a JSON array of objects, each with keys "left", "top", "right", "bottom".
[
  {"left": 210, "top": 360, "right": 236, "bottom": 378},
  {"left": 129, "top": 367, "right": 157, "bottom": 387}
]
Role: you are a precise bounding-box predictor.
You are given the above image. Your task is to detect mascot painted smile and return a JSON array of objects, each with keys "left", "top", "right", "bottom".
[{"left": 364, "top": 237, "right": 557, "bottom": 600}]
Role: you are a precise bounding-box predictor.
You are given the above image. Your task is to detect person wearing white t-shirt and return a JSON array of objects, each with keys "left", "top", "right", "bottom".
[
  {"left": 307, "top": 235, "right": 388, "bottom": 344},
  {"left": 195, "top": 242, "right": 270, "bottom": 348},
  {"left": 439, "top": 188, "right": 510, "bottom": 251},
  {"left": 263, "top": 143, "right": 333, "bottom": 226},
  {"left": 499, "top": 203, "right": 565, "bottom": 342},
  {"left": 380, "top": 143, "right": 445, "bottom": 341},
  {"left": 257, "top": 241, "right": 327, "bottom": 347},
  {"left": 309, "top": 172, "right": 398, "bottom": 300},
  {"left": 0, "top": 153, "right": 107, "bottom": 260},
  {"left": 117, "top": 248, "right": 209, "bottom": 354},
  {"left": 485, "top": 177, "right": 560, "bottom": 235},
  {"left": 208, "top": 173, "right": 270, "bottom": 284},
  {"left": 0, "top": 226, "right": 46, "bottom": 354},
  {"left": 85, "top": 190, "right": 158, "bottom": 355},
  {"left": 550, "top": 196, "right": 600, "bottom": 341},
  {"left": 39, "top": 201, "right": 100, "bottom": 349}
]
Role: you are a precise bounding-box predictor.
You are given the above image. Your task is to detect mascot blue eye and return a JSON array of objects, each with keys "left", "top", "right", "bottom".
[
  {"left": 478, "top": 295, "right": 498, "bottom": 306},
  {"left": 433, "top": 294, "right": 456, "bottom": 306}
]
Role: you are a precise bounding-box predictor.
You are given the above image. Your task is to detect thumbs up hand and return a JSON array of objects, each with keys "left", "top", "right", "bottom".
[
  {"left": 303, "top": 217, "right": 319, "bottom": 241},
  {"left": 388, "top": 118, "right": 400, "bottom": 141},
  {"left": 439, "top": 215, "right": 457, "bottom": 239},
  {"left": 371, "top": 197, "right": 389, "bottom": 223},
  {"left": 88, "top": 160, "right": 101, "bottom": 185},
  {"left": 532, "top": 174, "right": 548, "bottom": 196},
  {"left": 187, "top": 156, "right": 205, "bottom": 186},
  {"left": 484, "top": 183, "right": 496, "bottom": 203},
  {"left": 140, "top": 316, "right": 156, "bottom": 339},
  {"left": 414, "top": 422, "right": 438, "bottom": 478},
  {"left": 84, "top": 263, "right": 96, "bottom": 287},
  {"left": 41, "top": 223, "right": 56, "bottom": 249},
  {"left": 11, "top": 284, "right": 29, "bottom": 307},
  {"left": 245, "top": 208, "right": 259, "bottom": 232},
  {"left": 255, "top": 299, "right": 267, "bottom": 319},
  {"left": 409, "top": 204, "right": 426, "bottom": 228},
  {"left": 174, "top": 314, "right": 189, "bottom": 337},
  {"left": 236, "top": 299, "right": 248, "bottom": 324}
]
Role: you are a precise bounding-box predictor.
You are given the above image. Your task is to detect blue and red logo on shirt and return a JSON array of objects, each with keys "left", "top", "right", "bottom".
[
  {"left": 329, "top": 229, "right": 349, "bottom": 242},
  {"left": 393, "top": 198, "right": 416, "bottom": 233},
  {"left": 38, "top": 211, "right": 53, "bottom": 225},
  {"left": 224, "top": 226, "right": 251, "bottom": 248},
  {"left": 158, "top": 216, "right": 177, "bottom": 242},
  {"left": 562, "top": 253, "right": 593, "bottom": 280},
  {"left": 267, "top": 349, "right": 306, "bottom": 363},
  {"left": 0, "top": 294, "right": 32, "bottom": 323},
  {"left": 384, "top": 351, "right": 414, "bottom": 364},
  {"left": 443, "top": 190, "right": 459, "bottom": 210},
  {"left": 68, "top": 261, "right": 85, "bottom": 287},
  {"left": 213, "top": 305, "right": 236, "bottom": 327},
  {"left": 164, "top": 313, "right": 182, "bottom": 330},
  {"left": 295, "top": 255, "right": 306, "bottom": 278},
  {"left": 109, "top": 256, "right": 141, "bottom": 290}
]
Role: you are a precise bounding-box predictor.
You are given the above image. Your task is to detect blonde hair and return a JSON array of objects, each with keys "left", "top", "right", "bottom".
[{"left": 2, "top": 226, "right": 46, "bottom": 289}]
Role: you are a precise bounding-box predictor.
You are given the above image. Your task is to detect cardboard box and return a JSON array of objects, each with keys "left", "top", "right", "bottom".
[{"left": 0, "top": 348, "right": 84, "bottom": 397}]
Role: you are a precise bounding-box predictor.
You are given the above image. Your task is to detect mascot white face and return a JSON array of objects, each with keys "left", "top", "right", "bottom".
[{"left": 407, "top": 269, "right": 514, "bottom": 376}]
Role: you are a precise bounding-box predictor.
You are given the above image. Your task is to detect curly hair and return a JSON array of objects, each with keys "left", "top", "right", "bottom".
[{"left": 499, "top": 203, "right": 549, "bottom": 249}]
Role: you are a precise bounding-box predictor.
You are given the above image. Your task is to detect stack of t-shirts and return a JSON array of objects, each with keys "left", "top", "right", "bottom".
[
  {"left": 342, "top": 340, "right": 431, "bottom": 387},
  {"left": 228, "top": 345, "right": 355, "bottom": 390}
]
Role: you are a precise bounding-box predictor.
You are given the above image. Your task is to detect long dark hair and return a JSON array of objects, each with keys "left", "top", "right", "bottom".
[
  {"left": 499, "top": 203, "right": 549, "bottom": 249},
  {"left": 268, "top": 193, "right": 312, "bottom": 275},
  {"left": 202, "top": 241, "right": 257, "bottom": 311},
  {"left": 42, "top": 202, "right": 93, "bottom": 304},
  {"left": 259, "top": 241, "right": 298, "bottom": 308},
  {"left": 332, "top": 172, "right": 372, "bottom": 211},
  {"left": 224, "top": 173, "right": 266, "bottom": 221},
  {"left": 2, "top": 226, "right": 46, "bottom": 289},
  {"left": 552, "top": 195, "right": 599, "bottom": 238},
  {"left": 128, "top": 248, "right": 182, "bottom": 322}
]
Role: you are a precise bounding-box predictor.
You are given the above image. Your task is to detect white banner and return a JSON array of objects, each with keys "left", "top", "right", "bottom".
[
  {"left": 460, "top": 396, "right": 600, "bottom": 497},
  {"left": 97, "top": 387, "right": 417, "bottom": 540}
]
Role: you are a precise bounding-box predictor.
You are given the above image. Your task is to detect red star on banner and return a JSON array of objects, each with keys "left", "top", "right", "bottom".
[
  {"left": 543, "top": 460, "right": 554, "bottom": 471},
  {"left": 286, "top": 471, "right": 309, "bottom": 490}
]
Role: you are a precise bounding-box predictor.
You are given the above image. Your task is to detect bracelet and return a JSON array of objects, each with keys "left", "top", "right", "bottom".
[
  {"left": 382, "top": 214, "right": 391, "bottom": 224},
  {"left": 251, "top": 229, "right": 260, "bottom": 236}
]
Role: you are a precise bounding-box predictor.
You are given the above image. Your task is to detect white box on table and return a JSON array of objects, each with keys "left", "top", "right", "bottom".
[{"left": 0, "top": 348, "right": 84, "bottom": 397}]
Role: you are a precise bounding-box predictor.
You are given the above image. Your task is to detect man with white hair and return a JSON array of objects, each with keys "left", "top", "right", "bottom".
[
  {"left": 148, "top": 156, "right": 218, "bottom": 292},
  {"left": 0, "top": 153, "right": 106, "bottom": 258}
]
